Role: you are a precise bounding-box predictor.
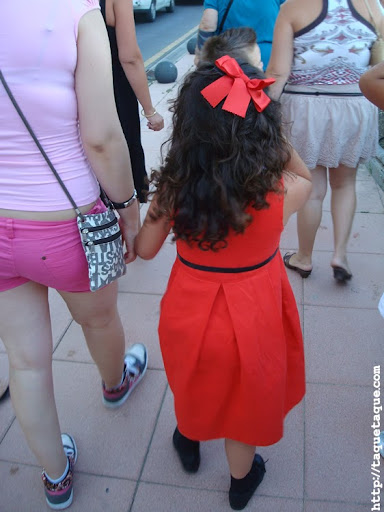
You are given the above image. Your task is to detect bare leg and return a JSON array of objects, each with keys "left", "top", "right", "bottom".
[
  {"left": 288, "top": 165, "right": 328, "bottom": 271},
  {"left": 329, "top": 164, "right": 357, "bottom": 274},
  {"left": 225, "top": 438, "right": 256, "bottom": 479},
  {"left": 0, "top": 282, "right": 67, "bottom": 479},
  {"left": 59, "top": 281, "right": 125, "bottom": 389}
]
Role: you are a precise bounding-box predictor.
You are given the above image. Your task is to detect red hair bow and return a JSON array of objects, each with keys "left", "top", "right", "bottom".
[{"left": 200, "top": 55, "right": 275, "bottom": 118}]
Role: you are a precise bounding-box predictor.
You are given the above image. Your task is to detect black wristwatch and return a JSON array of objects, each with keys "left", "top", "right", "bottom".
[{"left": 110, "top": 189, "right": 138, "bottom": 209}]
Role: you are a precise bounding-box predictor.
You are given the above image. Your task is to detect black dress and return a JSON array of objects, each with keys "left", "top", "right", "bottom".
[{"left": 100, "top": 0, "right": 148, "bottom": 202}]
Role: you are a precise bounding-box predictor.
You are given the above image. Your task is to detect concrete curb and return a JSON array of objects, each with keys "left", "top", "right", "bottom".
[
  {"left": 366, "top": 146, "right": 384, "bottom": 192},
  {"left": 145, "top": 29, "right": 197, "bottom": 75}
]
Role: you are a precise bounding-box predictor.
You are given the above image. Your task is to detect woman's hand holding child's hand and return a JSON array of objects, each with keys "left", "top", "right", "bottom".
[
  {"left": 147, "top": 112, "right": 164, "bottom": 131},
  {"left": 118, "top": 202, "right": 141, "bottom": 264}
]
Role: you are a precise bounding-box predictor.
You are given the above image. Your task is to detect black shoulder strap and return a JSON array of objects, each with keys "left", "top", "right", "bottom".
[
  {"left": 0, "top": 69, "right": 81, "bottom": 215},
  {"left": 218, "top": 0, "right": 235, "bottom": 34}
]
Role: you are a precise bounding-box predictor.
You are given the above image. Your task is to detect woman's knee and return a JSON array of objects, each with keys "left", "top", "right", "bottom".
[
  {"left": 308, "top": 180, "right": 327, "bottom": 202},
  {"left": 329, "top": 165, "right": 357, "bottom": 190},
  {"left": 310, "top": 187, "right": 327, "bottom": 202},
  {"left": 308, "top": 166, "right": 327, "bottom": 202},
  {"left": 76, "top": 304, "right": 119, "bottom": 331},
  {"left": 7, "top": 340, "right": 52, "bottom": 372},
  {"left": 65, "top": 283, "right": 119, "bottom": 330}
]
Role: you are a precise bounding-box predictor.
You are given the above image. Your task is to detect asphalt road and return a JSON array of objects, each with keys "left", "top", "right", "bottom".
[{"left": 135, "top": 1, "right": 203, "bottom": 63}]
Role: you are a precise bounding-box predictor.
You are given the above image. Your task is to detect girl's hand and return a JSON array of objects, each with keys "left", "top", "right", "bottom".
[
  {"left": 147, "top": 112, "right": 164, "bottom": 131},
  {"left": 118, "top": 202, "right": 141, "bottom": 263}
]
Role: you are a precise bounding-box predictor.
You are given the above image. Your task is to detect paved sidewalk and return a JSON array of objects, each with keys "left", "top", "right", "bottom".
[{"left": 0, "top": 52, "right": 383, "bottom": 512}]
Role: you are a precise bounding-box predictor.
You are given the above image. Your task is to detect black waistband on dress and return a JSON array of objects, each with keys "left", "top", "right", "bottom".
[
  {"left": 283, "top": 90, "right": 363, "bottom": 97},
  {"left": 177, "top": 247, "right": 279, "bottom": 274}
]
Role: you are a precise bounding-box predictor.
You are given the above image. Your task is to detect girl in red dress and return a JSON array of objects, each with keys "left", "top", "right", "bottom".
[{"left": 135, "top": 55, "right": 312, "bottom": 510}]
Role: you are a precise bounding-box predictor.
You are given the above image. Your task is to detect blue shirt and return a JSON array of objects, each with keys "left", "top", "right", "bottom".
[{"left": 203, "top": 0, "right": 285, "bottom": 67}]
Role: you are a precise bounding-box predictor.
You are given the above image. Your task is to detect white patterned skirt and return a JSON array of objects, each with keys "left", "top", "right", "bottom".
[{"left": 280, "top": 84, "right": 379, "bottom": 170}]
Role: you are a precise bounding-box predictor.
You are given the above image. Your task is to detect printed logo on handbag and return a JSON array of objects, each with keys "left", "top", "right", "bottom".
[{"left": 77, "top": 208, "right": 126, "bottom": 292}]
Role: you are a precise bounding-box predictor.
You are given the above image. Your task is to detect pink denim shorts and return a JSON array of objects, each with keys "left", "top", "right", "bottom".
[{"left": 0, "top": 199, "right": 107, "bottom": 293}]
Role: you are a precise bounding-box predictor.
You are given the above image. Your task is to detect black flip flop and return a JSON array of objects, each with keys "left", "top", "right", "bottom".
[
  {"left": 332, "top": 266, "right": 352, "bottom": 283},
  {"left": 283, "top": 252, "right": 312, "bottom": 279}
]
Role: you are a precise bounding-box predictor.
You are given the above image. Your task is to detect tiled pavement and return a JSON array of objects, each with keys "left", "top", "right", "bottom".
[{"left": 0, "top": 52, "right": 383, "bottom": 512}]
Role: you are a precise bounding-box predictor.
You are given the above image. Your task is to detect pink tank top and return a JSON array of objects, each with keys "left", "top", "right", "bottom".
[
  {"left": 287, "top": 0, "right": 377, "bottom": 86},
  {"left": 0, "top": 0, "right": 101, "bottom": 211}
]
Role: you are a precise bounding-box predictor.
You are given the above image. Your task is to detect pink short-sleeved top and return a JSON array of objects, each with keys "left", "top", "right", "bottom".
[{"left": 0, "top": 0, "right": 101, "bottom": 211}]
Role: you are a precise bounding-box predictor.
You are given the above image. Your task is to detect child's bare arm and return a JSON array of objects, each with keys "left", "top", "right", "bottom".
[
  {"left": 134, "top": 198, "right": 171, "bottom": 260},
  {"left": 284, "top": 147, "right": 312, "bottom": 182}
]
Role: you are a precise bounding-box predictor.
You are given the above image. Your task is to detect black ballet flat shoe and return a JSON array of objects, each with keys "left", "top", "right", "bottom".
[
  {"left": 229, "top": 454, "right": 266, "bottom": 510},
  {"left": 283, "top": 252, "right": 312, "bottom": 278},
  {"left": 332, "top": 266, "right": 352, "bottom": 283},
  {"left": 172, "top": 427, "right": 200, "bottom": 473}
]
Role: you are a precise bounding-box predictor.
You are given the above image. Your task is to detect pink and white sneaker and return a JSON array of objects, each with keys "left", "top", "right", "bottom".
[
  {"left": 102, "top": 343, "right": 148, "bottom": 409},
  {"left": 42, "top": 433, "right": 77, "bottom": 510}
]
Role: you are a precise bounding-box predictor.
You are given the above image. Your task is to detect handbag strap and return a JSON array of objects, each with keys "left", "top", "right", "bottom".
[
  {"left": 0, "top": 69, "right": 82, "bottom": 216},
  {"left": 218, "top": 0, "right": 235, "bottom": 34},
  {"left": 362, "top": 0, "right": 381, "bottom": 37}
]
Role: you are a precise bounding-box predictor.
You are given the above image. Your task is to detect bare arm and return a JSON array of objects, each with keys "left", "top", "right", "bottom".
[
  {"left": 135, "top": 199, "right": 171, "bottom": 259},
  {"left": 284, "top": 147, "right": 312, "bottom": 181},
  {"left": 369, "top": 0, "right": 384, "bottom": 37},
  {"left": 195, "top": 8, "right": 218, "bottom": 66},
  {"left": 283, "top": 149, "right": 312, "bottom": 225},
  {"left": 265, "top": 5, "right": 294, "bottom": 100},
  {"left": 359, "top": 61, "right": 384, "bottom": 108},
  {"left": 113, "top": 0, "right": 164, "bottom": 131},
  {"left": 76, "top": 9, "right": 139, "bottom": 263}
]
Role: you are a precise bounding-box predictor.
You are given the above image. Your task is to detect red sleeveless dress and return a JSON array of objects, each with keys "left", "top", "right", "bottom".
[{"left": 158, "top": 191, "right": 305, "bottom": 446}]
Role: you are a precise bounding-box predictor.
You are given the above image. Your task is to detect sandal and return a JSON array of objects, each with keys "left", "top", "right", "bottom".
[
  {"left": 283, "top": 252, "right": 312, "bottom": 278},
  {"left": 332, "top": 266, "right": 352, "bottom": 283}
]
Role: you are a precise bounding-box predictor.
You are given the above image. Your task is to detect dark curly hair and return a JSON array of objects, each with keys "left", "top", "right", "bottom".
[{"left": 149, "top": 60, "right": 291, "bottom": 251}]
